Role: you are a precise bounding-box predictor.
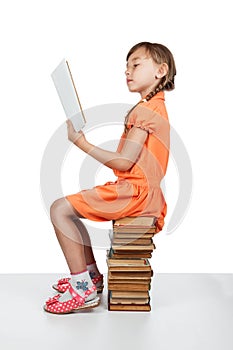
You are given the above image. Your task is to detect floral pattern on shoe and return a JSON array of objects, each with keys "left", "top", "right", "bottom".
[{"left": 76, "top": 280, "right": 88, "bottom": 292}]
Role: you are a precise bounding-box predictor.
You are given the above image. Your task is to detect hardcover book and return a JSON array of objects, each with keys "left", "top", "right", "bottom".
[
  {"left": 111, "top": 243, "right": 155, "bottom": 251},
  {"left": 111, "top": 238, "right": 153, "bottom": 245},
  {"left": 108, "top": 304, "right": 151, "bottom": 311},
  {"left": 113, "top": 231, "right": 155, "bottom": 238},
  {"left": 113, "top": 216, "right": 157, "bottom": 227},
  {"left": 107, "top": 258, "right": 152, "bottom": 271},
  {"left": 108, "top": 271, "right": 153, "bottom": 280},
  {"left": 110, "top": 296, "right": 150, "bottom": 305},
  {"left": 109, "top": 250, "right": 152, "bottom": 259},
  {"left": 111, "top": 291, "right": 150, "bottom": 298},
  {"left": 107, "top": 282, "right": 151, "bottom": 292}
]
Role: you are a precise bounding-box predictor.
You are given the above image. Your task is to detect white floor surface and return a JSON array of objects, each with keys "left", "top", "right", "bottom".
[{"left": 0, "top": 273, "right": 233, "bottom": 350}]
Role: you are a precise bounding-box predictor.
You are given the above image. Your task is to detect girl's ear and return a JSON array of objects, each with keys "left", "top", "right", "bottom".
[{"left": 156, "top": 63, "right": 169, "bottom": 79}]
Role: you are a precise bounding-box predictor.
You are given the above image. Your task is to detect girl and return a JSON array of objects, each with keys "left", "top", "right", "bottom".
[{"left": 44, "top": 42, "right": 176, "bottom": 314}]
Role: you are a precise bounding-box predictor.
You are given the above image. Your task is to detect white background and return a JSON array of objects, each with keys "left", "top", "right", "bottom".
[{"left": 0, "top": 0, "right": 232, "bottom": 273}]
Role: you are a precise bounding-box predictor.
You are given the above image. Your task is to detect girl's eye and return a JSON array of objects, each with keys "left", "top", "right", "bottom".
[{"left": 133, "top": 64, "right": 139, "bottom": 68}]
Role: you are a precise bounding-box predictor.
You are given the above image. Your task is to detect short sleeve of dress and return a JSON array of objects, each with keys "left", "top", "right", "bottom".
[{"left": 126, "top": 103, "right": 159, "bottom": 134}]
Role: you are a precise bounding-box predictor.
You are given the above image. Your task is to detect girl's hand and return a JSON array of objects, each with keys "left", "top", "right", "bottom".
[{"left": 66, "top": 119, "right": 86, "bottom": 148}]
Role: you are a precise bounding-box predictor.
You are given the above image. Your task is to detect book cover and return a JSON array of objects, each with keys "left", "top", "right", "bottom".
[
  {"left": 108, "top": 271, "right": 153, "bottom": 279},
  {"left": 113, "top": 227, "right": 156, "bottom": 234},
  {"left": 107, "top": 255, "right": 149, "bottom": 265},
  {"left": 111, "top": 243, "right": 155, "bottom": 251},
  {"left": 108, "top": 278, "right": 151, "bottom": 284},
  {"left": 51, "top": 59, "right": 86, "bottom": 131},
  {"left": 108, "top": 282, "right": 151, "bottom": 291},
  {"left": 107, "top": 258, "right": 152, "bottom": 271},
  {"left": 109, "top": 251, "right": 152, "bottom": 259},
  {"left": 113, "top": 231, "right": 155, "bottom": 238},
  {"left": 113, "top": 216, "right": 157, "bottom": 228},
  {"left": 107, "top": 249, "right": 154, "bottom": 260},
  {"left": 110, "top": 297, "right": 150, "bottom": 305},
  {"left": 108, "top": 303, "right": 151, "bottom": 312},
  {"left": 111, "top": 291, "right": 150, "bottom": 298},
  {"left": 112, "top": 238, "right": 153, "bottom": 245}
]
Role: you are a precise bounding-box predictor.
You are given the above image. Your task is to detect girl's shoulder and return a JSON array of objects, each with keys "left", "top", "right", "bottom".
[
  {"left": 142, "top": 91, "right": 166, "bottom": 113},
  {"left": 127, "top": 102, "right": 168, "bottom": 134},
  {"left": 133, "top": 91, "right": 168, "bottom": 121}
]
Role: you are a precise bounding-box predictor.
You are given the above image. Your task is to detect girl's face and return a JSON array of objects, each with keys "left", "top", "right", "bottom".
[{"left": 125, "top": 47, "right": 159, "bottom": 98}]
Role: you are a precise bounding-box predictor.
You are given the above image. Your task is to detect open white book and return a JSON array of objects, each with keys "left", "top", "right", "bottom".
[{"left": 51, "top": 59, "right": 86, "bottom": 131}]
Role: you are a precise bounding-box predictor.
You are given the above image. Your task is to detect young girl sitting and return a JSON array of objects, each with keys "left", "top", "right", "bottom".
[{"left": 44, "top": 41, "right": 176, "bottom": 314}]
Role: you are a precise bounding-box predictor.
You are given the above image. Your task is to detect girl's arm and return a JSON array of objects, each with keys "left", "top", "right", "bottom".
[{"left": 66, "top": 120, "right": 148, "bottom": 171}]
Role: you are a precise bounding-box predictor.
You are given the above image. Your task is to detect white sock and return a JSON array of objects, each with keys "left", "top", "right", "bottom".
[
  {"left": 87, "top": 262, "right": 101, "bottom": 280},
  {"left": 59, "top": 270, "right": 96, "bottom": 302}
]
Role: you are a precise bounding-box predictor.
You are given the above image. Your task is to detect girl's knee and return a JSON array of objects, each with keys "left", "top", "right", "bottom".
[
  {"left": 50, "top": 197, "right": 82, "bottom": 224},
  {"left": 50, "top": 198, "right": 67, "bottom": 222}
]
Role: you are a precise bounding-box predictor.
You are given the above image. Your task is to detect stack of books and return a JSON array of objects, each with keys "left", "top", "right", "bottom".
[{"left": 107, "top": 216, "right": 157, "bottom": 311}]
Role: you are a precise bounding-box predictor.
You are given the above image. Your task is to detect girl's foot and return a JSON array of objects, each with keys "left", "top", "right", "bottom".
[
  {"left": 45, "top": 270, "right": 100, "bottom": 314},
  {"left": 44, "top": 283, "right": 99, "bottom": 314}
]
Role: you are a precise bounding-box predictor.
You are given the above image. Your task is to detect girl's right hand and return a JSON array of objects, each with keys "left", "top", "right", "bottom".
[{"left": 66, "top": 120, "right": 87, "bottom": 148}]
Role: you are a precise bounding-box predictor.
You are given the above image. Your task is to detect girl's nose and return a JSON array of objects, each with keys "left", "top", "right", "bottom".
[{"left": 125, "top": 69, "right": 130, "bottom": 76}]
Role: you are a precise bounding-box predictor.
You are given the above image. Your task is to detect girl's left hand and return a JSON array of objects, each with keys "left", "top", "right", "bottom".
[{"left": 66, "top": 119, "right": 86, "bottom": 147}]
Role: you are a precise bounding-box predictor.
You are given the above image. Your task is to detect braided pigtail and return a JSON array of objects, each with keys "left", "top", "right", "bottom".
[
  {"left": 144, "top": 84, "right": 163, "bottom": 101},
  {"left": 123, "top": 102, "right": 140, "bottom": 133}
]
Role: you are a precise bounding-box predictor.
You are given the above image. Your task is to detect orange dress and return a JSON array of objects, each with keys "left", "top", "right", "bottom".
[{"left": 66, "top": 91, "right": 170, "bottom": 232}]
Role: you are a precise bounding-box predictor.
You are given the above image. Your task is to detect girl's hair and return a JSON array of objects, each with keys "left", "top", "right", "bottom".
[{"left": 124, "top": 42, "right": 176, "bottom": 132}]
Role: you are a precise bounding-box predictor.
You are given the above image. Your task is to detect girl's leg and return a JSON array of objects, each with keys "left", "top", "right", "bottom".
[
  {"left": 50, "top": 197, "right": 96, "bottom": 272},
  {"left": 72, "top": 216, "right": 102, "bottom": 278},
  {"left": 72, "top": 215, "right": 97, "bottom": 266},
  {"left": 50, "top": 197, "right": 101, "bottom": 278},
  {"left": 49, "top": 197, "right": 101, "bottom": 304}
]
